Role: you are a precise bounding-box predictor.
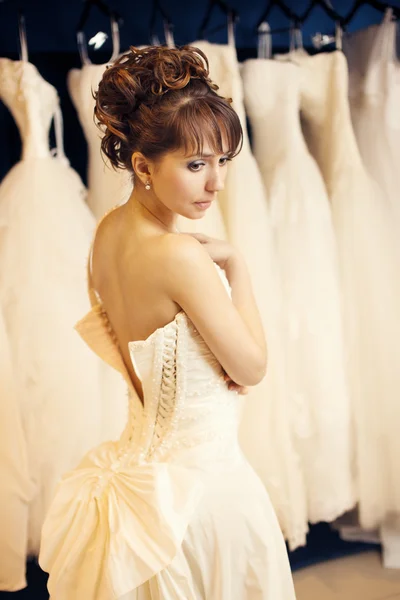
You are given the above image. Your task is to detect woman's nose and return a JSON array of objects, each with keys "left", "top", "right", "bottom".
[{"left": 206, "top": 169, "right": 224, "bottom": 193}]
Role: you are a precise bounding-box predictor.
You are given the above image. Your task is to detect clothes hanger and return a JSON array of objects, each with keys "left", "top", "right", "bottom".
[
  {"left": 149, "top": 0, "right": 175, "bottom": 48},
  {"left": 226, "top": 10, "right": 237, "bottom": 48},
  {"left": 311, "top": 30, "right": 336, "bottom": 48},
  {"left": 198, "top": 0, "right": 239, "bottom": 43},
  {"left": 342, "top": 0, "right": 400, "bottom": 26},
  {"left": 256, "top": 0, "right": 300, "bottom": 30},
  {"left": 298, "top": 0, "right": 345, "bottom": 51},
  {"left": 16, "top": 8, "right": 67, "bottom": 161},
  {"left": 256, "top": 1, "right": 300, "bottom": 59},
  {"left": 311, "top": 24, "right": 343, "bottom": 51},
  {"left": 289, "top": 23, "right": 304, "bottom": 52},
  {"left": 76, "top": 0, "right": 122, "bottom": 65},
  {"left": 257, "top": 22, "right": 272, "bottom": 59},
  {"left": 17, "top": 9, "right": 28, "bottom": 62}
]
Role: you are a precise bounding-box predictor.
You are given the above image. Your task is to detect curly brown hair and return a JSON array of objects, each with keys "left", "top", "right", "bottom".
[{"left": 94, "top": 45, "right": 243, "bottom": 172}]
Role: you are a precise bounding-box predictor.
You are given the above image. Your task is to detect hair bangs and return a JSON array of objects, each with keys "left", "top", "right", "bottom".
[{"left": 169, "top": 97, "right": 243, "bottom": 159}]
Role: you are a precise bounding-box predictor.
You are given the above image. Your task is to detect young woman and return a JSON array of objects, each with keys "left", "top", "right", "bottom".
[{"left": 39, "top": 45, "right": 296, "bottom": 599}]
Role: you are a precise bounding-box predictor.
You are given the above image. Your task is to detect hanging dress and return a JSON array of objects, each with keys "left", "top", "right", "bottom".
[
  {"left": 290, "top": 49, "right": 400, "bottom": 530},
  {"left": 67, "top": 23, "right": 132, "bottom": 220},
  {"left": 0, "top": 58, "right": 126, "bottom": 563},
  {"left": 39, "top": 207, "right": 297, "bottom": 600},
  {"left": 343, "top": 10, "right": 400, "bottom": 226},
  {"left": 0, "top": 306, "right": 33, "bottom": 590},
  {"left": 68, "top": 63, "right": 133, "bottom": 220},
  {"left": 184, "top": 40, "right": 308, "bottom": 550},
  {"left": 241, "top": 57, "right": 355, "bottom": 525}
]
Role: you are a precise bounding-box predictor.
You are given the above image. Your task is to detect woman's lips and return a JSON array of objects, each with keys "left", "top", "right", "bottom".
[{"left": 194, "top": 201, "right": 212, "bottom": 210}]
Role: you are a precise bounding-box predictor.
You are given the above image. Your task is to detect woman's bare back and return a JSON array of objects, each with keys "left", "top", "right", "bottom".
[{"left": 91, "top": 204, "right": 182, "bottom": 401}]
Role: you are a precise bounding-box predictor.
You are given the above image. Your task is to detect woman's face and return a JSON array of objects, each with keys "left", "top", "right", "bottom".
[{"left": 149, "top": 143, "right": 230, "bottom": 220}]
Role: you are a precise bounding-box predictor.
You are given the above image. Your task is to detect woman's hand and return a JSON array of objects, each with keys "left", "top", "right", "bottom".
[
  {"left": 222, "top": 370, "right": 249, "bottom": 395},
  {"left": 185, "top": 233, "right": 238, "bottom": 270}
]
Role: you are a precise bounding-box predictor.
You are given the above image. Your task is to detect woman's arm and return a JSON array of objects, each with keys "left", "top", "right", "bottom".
[{"left": 161, "top": 234, "right": 267, "bottom": 387}]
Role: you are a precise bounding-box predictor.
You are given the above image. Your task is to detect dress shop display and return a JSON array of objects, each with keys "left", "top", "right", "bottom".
[{"left": 1, "top": 6, "right": 400, "bottom": 595}]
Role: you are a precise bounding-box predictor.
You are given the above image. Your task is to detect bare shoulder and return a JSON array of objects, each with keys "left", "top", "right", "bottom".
[
  {"left": 152, "top": 232, "right": 215, "bottom": 286},
  {"left": 156, "top": 233, "right": 210, "bottom": 268},
  {"left": 92, "top": 206, "right": 124, "bottom": 253}
]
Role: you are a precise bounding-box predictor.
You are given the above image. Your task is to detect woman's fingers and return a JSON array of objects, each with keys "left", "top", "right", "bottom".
[
  {"left": 183, "top": 232, "right": 209, "bottom": 243},
  {"left": 228, "top": 381, "right": 249, "bottom": 395},
  {"left": 222, "top": 370, "right": 249, "bottom": 395}
]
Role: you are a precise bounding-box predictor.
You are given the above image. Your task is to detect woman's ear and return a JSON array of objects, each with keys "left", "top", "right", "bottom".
[{"left": 131, "top": 152, "right": 151, "bottom": 185}]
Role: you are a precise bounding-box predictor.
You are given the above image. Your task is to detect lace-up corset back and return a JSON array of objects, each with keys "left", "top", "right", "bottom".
[{"left": 0, "top": 59, "right": 58, "bottom": 160}]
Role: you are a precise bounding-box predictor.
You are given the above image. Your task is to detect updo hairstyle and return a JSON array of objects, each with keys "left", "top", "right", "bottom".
[{"left": 94, "top": 45, "right": 243, "bottom": 172}]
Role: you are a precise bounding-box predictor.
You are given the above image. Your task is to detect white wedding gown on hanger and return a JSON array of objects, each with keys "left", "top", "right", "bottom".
[
  {"left": 241, "top": 57, "right": 355, "bottom": 526},
  {"left": 343, "top": 10, "right": 400, "bottom": 226},
  {"left": 68, "top": 63, "right": 133, "bottom": 220},
  {"left": 185, "top": 40, "right": 308, "bottom": 550},
  {"left": 67, "top": 22, "right": 132, "bottom": 219},
  {"left": 291, "top": 49, "right": 400, "bottom": 530},
  {"left": 0, "top": 58, "right": 126, "bottom": 576}
]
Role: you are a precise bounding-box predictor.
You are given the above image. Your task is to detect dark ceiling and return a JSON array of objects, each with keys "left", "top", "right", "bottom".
[{"left": 1, "top": 0, "right": 400, "bottom": 57}]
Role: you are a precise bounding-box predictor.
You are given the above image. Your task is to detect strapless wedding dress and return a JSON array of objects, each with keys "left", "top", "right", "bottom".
[{"left": 39, "top": 211, "right": 296, "bottom": 600}]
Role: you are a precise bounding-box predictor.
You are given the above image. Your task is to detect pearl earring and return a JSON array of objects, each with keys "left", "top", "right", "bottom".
[{"left": 145, "top": 181, "right": 151, "bottom": 190}]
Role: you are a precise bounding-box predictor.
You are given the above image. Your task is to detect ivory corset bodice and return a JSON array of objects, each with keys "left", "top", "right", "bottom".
[{"left": 124, "top": 308, "right": 243, "bottom": 466}]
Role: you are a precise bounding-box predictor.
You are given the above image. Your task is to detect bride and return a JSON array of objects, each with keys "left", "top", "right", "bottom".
[{"left": 39, "top": 45, "right": 296, "bottom": 600}]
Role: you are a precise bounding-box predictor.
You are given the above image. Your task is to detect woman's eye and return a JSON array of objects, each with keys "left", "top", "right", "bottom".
[
  {"left": 188, "top": 162, "right": 204, "bottom": 172},
  {"left": 188, "top": 157, "right": 231, "bottom": 171}
]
